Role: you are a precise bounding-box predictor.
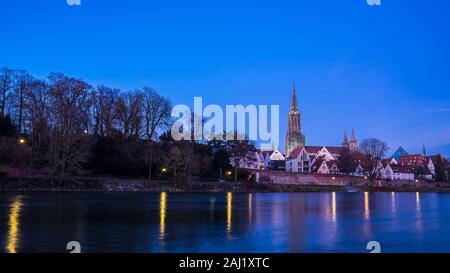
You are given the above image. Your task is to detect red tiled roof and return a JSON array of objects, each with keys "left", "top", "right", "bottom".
[
  {"left": 399, "top": 154, "right": 427, "bottom": 166},
  {"left": 326, "top": 147, "right": 344, "bottom": 155},
  {"left": 390, "top": 164, "right": 415, "bottom": 174},
  {"left": 311, "top": 159, "right": 325, "bottom": 172},
  {"left": 304, "top": 146, "right": 343, "bottom": 155},
  {"left": 304, "top": 146, "right": 323, "bottom": 154},
  {"left": 288, "top": 147, "right": 304, "bottom": 159}
]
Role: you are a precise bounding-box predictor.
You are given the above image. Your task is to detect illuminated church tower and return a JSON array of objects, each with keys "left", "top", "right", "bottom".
[{"left": 285, "top": 83, "right": 305, "bottom": 157}]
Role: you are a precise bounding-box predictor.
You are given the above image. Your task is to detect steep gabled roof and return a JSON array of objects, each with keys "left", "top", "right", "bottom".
[
  {"left": 311, "top": 158, "right": 325, "bottom": 172},
  {"left": 287, "top": 146, "right": 305, "bottom": 160}
]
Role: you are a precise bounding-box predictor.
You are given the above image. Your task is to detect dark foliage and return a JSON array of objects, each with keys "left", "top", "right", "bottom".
[{"left": 0, "top": 115, "right": 16, "bottom": 137}]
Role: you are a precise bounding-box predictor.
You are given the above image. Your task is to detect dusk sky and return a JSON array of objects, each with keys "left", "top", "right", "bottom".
[{"left": 1, "top": 0, "right": 450, "bottom": 156}]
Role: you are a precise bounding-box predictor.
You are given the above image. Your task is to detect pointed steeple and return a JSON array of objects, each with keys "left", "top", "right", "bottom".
[
  {"left": 422, "top": 142, "right": 427, "bottom": 156},
  {"left": 290, "top": 82, "right": 298, "bottom": 112},
  {"left": 350, "top": 129, "right": 357, "bottom": 143},
  {"left": 349, "top": 129, "right": 358, "bottom": 152},
  {"left": 342, "top": 130, "right": 349, "bottom": 147},
  {"left": 285, "top": 81, "right": 305, "bottom": 156}
]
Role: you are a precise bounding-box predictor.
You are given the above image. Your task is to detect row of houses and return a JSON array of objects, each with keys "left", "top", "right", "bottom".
[{"left": 241, "top": 146, "right": 448, "bottom": 182}]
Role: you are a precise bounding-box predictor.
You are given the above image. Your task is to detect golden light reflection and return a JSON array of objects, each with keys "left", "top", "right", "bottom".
[
  {"left": 364, "top": 192, "right": 370, "bottom": 220},
  {"left": 332, "top": 192, "right": 337, "bottom": 222},
  {"left": 159, "top": 192, "right": 167, "bottom": 240},
  {"left": 416, "top": 192, "right": 420, "bottom": 212},
  {"left": 227, "top": 192, "right": 232, "bottom": 232},
  {"left": 7, "top": 196, "right": 23, "bottom": 253}
]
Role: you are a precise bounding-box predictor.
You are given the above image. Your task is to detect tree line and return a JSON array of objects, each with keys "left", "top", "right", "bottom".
[{"left": 0, "top": 67, "right": 252, "bottom": 184}]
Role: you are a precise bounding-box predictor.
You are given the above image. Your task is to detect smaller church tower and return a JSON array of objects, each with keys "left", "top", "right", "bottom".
[
  {"left": 349, "top": 129, "right": 358, "bottom": 152},
  {"left": 342, "top": 131, "right": 349, "bottom": 149}
]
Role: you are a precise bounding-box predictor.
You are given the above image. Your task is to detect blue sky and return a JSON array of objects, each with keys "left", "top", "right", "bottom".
[{"left": 1, "top": 0, "right": 450, "bottom": 156}]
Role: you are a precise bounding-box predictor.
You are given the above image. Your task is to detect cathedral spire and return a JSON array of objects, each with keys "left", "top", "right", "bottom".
[
  {"left": 342, "top": 131, "right": 349, "bottom": 148},
  {"left": 348, "top": 129, "right": 358, "bottom": 152},
  {"left": 290, "top": 82, "right": 298, "bottom": 112},
  {"left": 350, "top": 129, "right": 357, "bottom": 143},
  {"left": 285, "top": 82, "right": 305, "bottom": 156}
]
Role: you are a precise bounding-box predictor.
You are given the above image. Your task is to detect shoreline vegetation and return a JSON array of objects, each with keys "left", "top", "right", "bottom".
[
  {"left": 1, "top": 68, "right": 449, "bottom": 193},
  {"left": 1, "top": 176, "right": 450, "bottom": 193}
]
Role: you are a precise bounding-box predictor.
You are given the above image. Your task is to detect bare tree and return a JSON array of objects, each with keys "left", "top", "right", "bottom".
[
  {"left": 24, "top": 79, "right": 50, "bottom": 168},
  {"left": 359, "top": 138, "right": 389, "bottom": 185},
  {"left": 92, "top": 86, "right": 119, "bottom": 136},
  {"left": 13, "top": 70, "right": 33, "bottom": 135},
  {"left": 115, "top": 90, "right": 143, "bottom": 141},
  {"left": 227, "top": 132, "right": 256, "bottom": 183},
  {"left": 47, "top": 73, "right": 93, "bottom": 184},
  {"left": 142, "top": 87, "right": 172, "bottom": 181},
  {"left": 0, "top": 67, "right": 15, "bottom": 117}
]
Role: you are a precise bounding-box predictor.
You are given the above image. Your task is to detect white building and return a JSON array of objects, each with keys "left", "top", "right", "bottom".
[
  {"left": 286, "top": 146, "right": 312, "bottom": 173},
  {"left": 382, "top": 164, "right": 415, "bottom": 181},
  {"left": 311, "top": 159, "right": 340, "bottom": 175}
]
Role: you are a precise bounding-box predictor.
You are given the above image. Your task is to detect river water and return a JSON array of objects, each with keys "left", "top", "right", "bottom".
[{"left": 0, "top": 192, "right": 449, "bottom": 253}]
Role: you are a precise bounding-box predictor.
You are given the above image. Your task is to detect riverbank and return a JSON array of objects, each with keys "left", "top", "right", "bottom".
[{"left": 1, "top": 176, "right": 450, "bottom": 193}]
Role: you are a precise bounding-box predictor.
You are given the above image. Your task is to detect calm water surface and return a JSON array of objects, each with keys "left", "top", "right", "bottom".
[{"left": 1, "top": 192, "right": 449, "bottom": 253}]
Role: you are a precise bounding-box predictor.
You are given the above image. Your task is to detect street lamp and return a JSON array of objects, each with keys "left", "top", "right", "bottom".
[
  {"left": 19, "top": 138, "right": 25, "bottom": 145},
  {"left": 226, "top": 171, "right": 232, "bottom": 176},
  {"left": 161, "top": 168, "right": 168, "bottom": 174}
]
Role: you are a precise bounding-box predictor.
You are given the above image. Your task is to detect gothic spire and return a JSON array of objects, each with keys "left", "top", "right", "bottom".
[
  {"left": 350, "top": 129, "right": 357, "bottom": 143},
  {"left": 342, "top": 131, "right": 349, "bottom": 146},
  {"left": 290, "top": 82, "right": 298, "bottom": 112},
  {"left": 422, "top": 142, "right": 427, "bottom": 156}
]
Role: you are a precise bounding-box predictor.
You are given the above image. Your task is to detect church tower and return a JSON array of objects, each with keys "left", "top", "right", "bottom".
[
  {"left": 285, "top": 83, "right": 305, "bottom": 157},
  {"left": 342, "top": 131, "right": 349, "bottom": 149},
  {"left": 349, "top": 129, "right": 358, "bottom": 152}
]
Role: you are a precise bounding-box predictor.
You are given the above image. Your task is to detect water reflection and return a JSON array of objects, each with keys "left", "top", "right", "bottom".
[
  {"left": 364, "top": 192, "right": 370, "bottom": 220},
  {"left": 227, "top": 192, "right": 232, "bottom": 233},
  {"left": 331, "top": 192, "right": 337, "bottom": 222},
  {"left": 159, "top": 192, "right": 167, "bottom": 240},
  {"left": 416, "top": 192, "right": 420, "bottom": 212},
  {"left": 209, "top": 197, "right": 216, "bottom": 222},
  {"left": 415, "top": 192, "right": 423, "bottom": 232},
  {"left": 1, "top": 192, "right": 450, "bottom": 253},
  {"left": 248, "top": 193, "right": 253, "bottom": 225},
  {"left": 7, "top": 195, "right": 23, "bottom": 253},
  {"left": 391, "top": 192, "right": 396, "bottom": 213}
]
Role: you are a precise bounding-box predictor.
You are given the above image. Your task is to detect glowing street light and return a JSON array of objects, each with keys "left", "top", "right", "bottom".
[
  {"left": 161, "top": 168, "right": 168, "bottom": 174},
  {"left": 226, "top": 171, "right": 232, "bottom": 176},
  {"left": 19, "top": 138, "right": 25, "bottom": 145}
]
